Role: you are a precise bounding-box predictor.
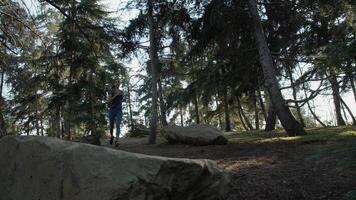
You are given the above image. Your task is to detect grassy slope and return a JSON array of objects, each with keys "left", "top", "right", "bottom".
[
  {"left": 226, "top": 126, "right": 356, "bottom": 200},
  {"left": 110, "top": 126, "right": 356, "bottom": 200}
]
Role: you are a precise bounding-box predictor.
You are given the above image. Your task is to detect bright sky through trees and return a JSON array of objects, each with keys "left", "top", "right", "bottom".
[{"left": 5, "top": 0, "right": 356, "bottom": 134}]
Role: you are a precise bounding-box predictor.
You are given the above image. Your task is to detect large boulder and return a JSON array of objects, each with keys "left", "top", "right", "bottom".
[
  {"left": 0, "top": 136, "right": 229, "bottom": 200},
  {"left": 161, "top": 124, "right": 228, "bottom": 145}
]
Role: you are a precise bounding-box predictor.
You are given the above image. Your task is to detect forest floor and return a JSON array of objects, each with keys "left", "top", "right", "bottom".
[{"left": 103, "top": 126, "right": 356, "bottom": 200}]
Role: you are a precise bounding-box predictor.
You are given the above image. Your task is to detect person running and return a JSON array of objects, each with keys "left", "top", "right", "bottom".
[{"left": 108, "top": 79, "right": 124, "bottom": 147}]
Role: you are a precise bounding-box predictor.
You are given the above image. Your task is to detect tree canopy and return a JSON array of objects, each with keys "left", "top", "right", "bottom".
[{"left": 0, "top": 0, "right": 355, "bottom": 142}]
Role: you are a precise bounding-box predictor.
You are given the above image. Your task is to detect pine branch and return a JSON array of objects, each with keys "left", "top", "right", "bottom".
[
  {"left": 0, "top": 10, "right": 41, "bottom": 38},
  {"left": 43, "top": 0, "right": 99, "bottom": 57}
]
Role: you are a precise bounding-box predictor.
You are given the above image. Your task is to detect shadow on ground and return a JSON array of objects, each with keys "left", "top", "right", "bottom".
[{"left": 102, "top": 126, "right": 356, "bottom": 200}]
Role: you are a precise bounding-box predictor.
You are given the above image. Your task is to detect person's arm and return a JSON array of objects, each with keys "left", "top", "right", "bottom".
[{"left": 108, "top": 89, "right": 121, "bottom": 103}]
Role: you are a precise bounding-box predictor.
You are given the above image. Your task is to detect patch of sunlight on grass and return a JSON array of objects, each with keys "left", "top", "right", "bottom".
[
  {"left": 228, "top": 126, "right": 356, "bottom": 144},
  {"left": 258, "top": 136, "right": 302, "bottom": 143},
  {"left": 228, "top": 136, "right": 266, "bottom": 143},
  {"left": 223, "top": 132, "right": 237, "bottom": 137},
  {"left": 336, "top": 130, "right": 356, "bottom": 137}
]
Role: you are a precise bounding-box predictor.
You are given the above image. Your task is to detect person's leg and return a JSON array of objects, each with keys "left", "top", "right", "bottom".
[
  {"left": 108, "top": 108, "right": 116, "bottom": 144},
  {"left": 114, "top": 110, "right": 123, "bottom": 143}
]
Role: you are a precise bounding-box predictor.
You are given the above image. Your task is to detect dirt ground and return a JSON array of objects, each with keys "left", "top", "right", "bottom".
[{"left": 103, "top": 127, "right": 356, "bottom": 200}]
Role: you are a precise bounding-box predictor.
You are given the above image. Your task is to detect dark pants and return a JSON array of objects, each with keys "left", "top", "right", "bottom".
[{"left": 108, "top": 107, "right": 122, "bottom": 138}]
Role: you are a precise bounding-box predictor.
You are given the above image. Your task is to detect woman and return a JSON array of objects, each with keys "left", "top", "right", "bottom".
[{"left": 108, "top": 79, "right": 124, "bottom": 147}]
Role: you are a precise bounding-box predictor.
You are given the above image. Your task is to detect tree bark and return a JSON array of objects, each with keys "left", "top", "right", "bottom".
[
  {"left": 329, "top": 74, "right": 346, "bottom": 126},
  {"left": 306, "top": 100, "right": 327, "bottom": 127},
  {"left": 350, "top": 78, "right": 356, "bottom": 104},
  {"left": 344, "top": 69, "right": 356, "bottom": 104},
  {"left": 0, "top": 69, "right": 6, "bottom": 138},
  {"left": 339, "top": 96, "right": 356, "bottom": 125},
  {"left": 179, "top": 104, "right": 184, "bottom": 127},
  {"left": 89, "top": 68, "right": 96, "bottom": 136},
  {"left": 223, "top": 87, "right": 231, "bottom": 131},
  {"left": 56, "top": 106, "right": 62, "bottom": 138},
  {"left": 40, "top": 120, "right": 44, "bottom": 136},
  {"left": 66, "top": 0, "right": 77, "bottom": 140},
  {"left": 157, "top": 78, "right": 168, "bottom": 126},
  {"left": 215, "top": 97, "right": 223, "bottom": 130},
  {"left": 193, "top": 92, "right": 200, "bottom": 124},
  {"left": 34, "top": 63, "right": 40, "bottom": 136},
  {"left": 215, "top": 93, "right": 224, "bottom": 130},
  {"left": 237, "top": 106, "right": 248, "bottom": 131},
  {"left": 0, "top": 97, "right": 6, "bottom": 137},
  {"left": 247, "top": 0, "right": 305, "bottom": 135},
  {"left": 148, "top": 0, "right": 158, "bottom": 144},
  {"left": 286, "top": 66, "right": 305, "bottom": 127},
  {"left": 265, "top": 101, "right": 277, "bottom": 131},
  {"left": 61, "top": 107, "right": 65, "bottom": 138},
  {"left": 252, "top": 91, "right": 259, "bottom": 130},
  {"left": 0, "top": 68, "right": 3, "bottom": 97},
  {"left": 258, "top": 87, "right": 267, "bottom": 122},
  {"left": 237, "top": 97, "right": 253, "bottom": 130},
  {"left": 26, "top": 120, "right": 30, "bottom": 136},
  {"left": 0, "top": 50, "right": 7, "bottom": 137},
  {"left": 127, "top": 81, "right": 134, "bottom": 129},
  {"left": 237, "top": 110, "right": 248, "bottom": 130},
  {"left": 341, "top": 103, "right": 349, "bottom": 122}
]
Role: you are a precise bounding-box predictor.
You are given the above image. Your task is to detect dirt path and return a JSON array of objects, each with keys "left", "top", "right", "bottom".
[{"left": 102, "top": 128, "right": 356, "bottom": 200}]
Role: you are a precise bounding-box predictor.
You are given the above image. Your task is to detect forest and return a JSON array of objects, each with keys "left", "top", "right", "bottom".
[
  {"left": 0, "top": 0, "right": 355, "bottom": 141},
  {"left": 0, "top": 0, "right": 356, "bottom": 199}
]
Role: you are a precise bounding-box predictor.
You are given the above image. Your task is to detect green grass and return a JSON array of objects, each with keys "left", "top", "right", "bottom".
[
  {"left": 227, "top": 126, "right": 356, "bottom": 144},
  {"left": 343, "top": 190, "right": 356, "bottom": 200},
  {"left": 227, "top": 126, "right": 356, "bottom": 168}
]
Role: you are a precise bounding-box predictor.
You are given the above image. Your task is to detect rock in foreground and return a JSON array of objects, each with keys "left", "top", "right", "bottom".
[
  {"left": 161, "top": 124, "right": 228, "bottom": 145},
  {"left": 0, "top": 136, "right": 229, "bottom": 200}
]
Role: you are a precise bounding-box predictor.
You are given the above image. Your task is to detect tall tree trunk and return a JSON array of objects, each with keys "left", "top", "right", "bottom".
[
  {"left": 66, "top": 0, "right": 76, "bottom": 140},
  {"left": 299, "top": 65, "right": 326, "bottom": 127},
  {"left": 339, "top": 96, "right": 356, "bottom": 125},
  {"left": 247, "top": 0, "right": 305, "bottom": 135},
  {"left": 237, "top": 108, "right": 248, "bottom": 131},
  {"left": 258, "top": 87, "right": 267, "bottom": 121},
  {"left": 236, "top": 105, "right": 248, "bottom": 131},
  {"left": 253, "top": 91, "right": 259, "bottom": 130},
  {"left": 193, "top": 92, "right": 200, "bottom": 124},
  {"left": 148, "top": 0, "right": 158, "bottom": 144},
  {"left": 34, "top": 63, "right": 40, "bottom": 136},
  {"left": 157, "top": 78, "right": 168, "bottom": 126},
  {"left": 0, "top": 97, "right": 6, "bottom": 137},
  {"left": 306, "top": 100, "right": 327, "bottom": 127},
  {"left": 40, "top": 120, "right": 44, "bottom": 136},
  {"left": 345, "top": 69, "right": 356, "bottom": 104},
  {"left": 61, "top": 107, "right": 65, "bottom": 138},
  {"left": 56, "top": 106, "right": 61, "bottom": 138},
  {"left": 329, "top": 74, "right": 346, "bottom": 126},
  {"left": 127, "top": 82, "right": 134, "bottom": 130},
  {"left": 66, "top": 71, "right": 73, "bottom": 139},
  {"left": 265, "top": 101, "right": 277, "bottom": 131},
  {"left": 0, "top": 66, "right": 6, "bottom": 138},
  {"left": 223, "top": 87, "right": 231, "bottom": 131},
  {"left": 341, "top": 103, "right": 348, "bottom": 122},
  {"left": 26, "top": 120, "right": 30, "bottom": 136},
  {"left": 237, "top": 97, "right": 253, "bottom": 130},
  {"left": 351, "top": 78, "right": 356, "bottom": 104},
  {"left": 215, "top": 96, "right": 223, "bottom": 130},
  {"left": 179, "top": 104, "right": 184, "bottom": 127},
  {"left": 89, "top": 69, "right": 96, "bottom": 136},
  {"left": 0, "top": 50, "right": 7, "bottom": 137},
  {"left": 286, "top": 66, "right": 305, "bottom": 127},
  {"left": 0, "top": 68, "right": 3, "bottom": 97}
]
